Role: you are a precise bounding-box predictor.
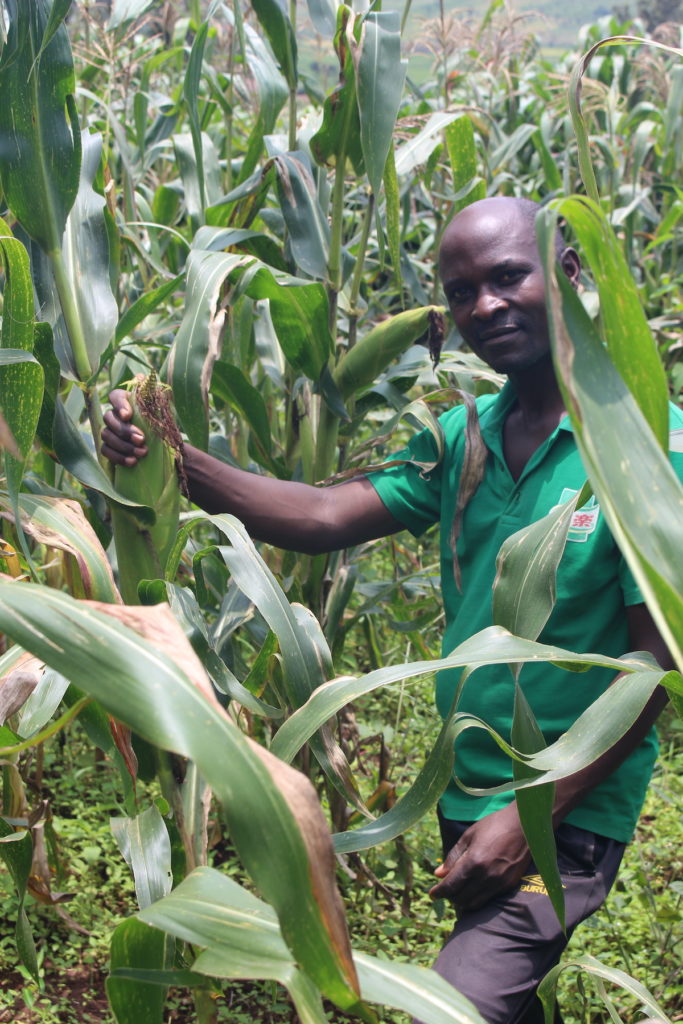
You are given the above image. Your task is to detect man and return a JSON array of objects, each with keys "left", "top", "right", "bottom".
[{"left": 102, "top": 197, "right": 679, "bottom": 1024}]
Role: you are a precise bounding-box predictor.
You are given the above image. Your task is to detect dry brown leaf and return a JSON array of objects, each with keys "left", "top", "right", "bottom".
[
  {"left": 0, "top": 653, "right": 44, "bottom": 725},
  {"left": 249, "top": 739, "right": 358, "bottom": 988},
  {"left": 1, "top": 497, "right": 122, "bottom": 603}
]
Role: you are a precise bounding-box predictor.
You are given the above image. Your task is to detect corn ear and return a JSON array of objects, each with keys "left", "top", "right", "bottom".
[
  {"left": 110, "top": 375, "right": 183, "bottom": 604},
  {"left": 332, "top": 305, "right": 445, "bottom": 400}
]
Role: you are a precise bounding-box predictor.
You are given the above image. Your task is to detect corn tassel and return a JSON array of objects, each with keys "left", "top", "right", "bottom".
[{"left": 110, "top": 375, "right": 184, "bottom": 604}]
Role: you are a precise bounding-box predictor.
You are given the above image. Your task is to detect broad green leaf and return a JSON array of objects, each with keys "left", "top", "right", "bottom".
[
  {"left": 305, "top": 0, "right": 336, "bottom": 36},
  {"left": 354, "top": 11, "right": 406, "bottom": 200},
  {"left": 0, "top": 221, "right": 44, "bottom": 501},
  {"left": 0, "top": 0, "right": 81, "bottom": 254},
  {"left": 238, "top": 23, "right": 288, "bottom": 184},
  {"left": 62, "top": 130, "right": 119, "bottom": 377},
  {"left": 183, "top": 20, "right": 209, "bottom": 218},
  {"left": 111, "top": 806, "right": 173, "bottom": 910},
  {"left": 211, "top": 362, "right": 282, "bottom": 475},
  {"left": 15, "top": 667, "right": 70, "bottom": 740},
  {"left": 331, "top": 666, "right": 670, "bottom": 854},
  {"left": 0, "top": 816, "right": 37, "bottom": 982},
  {"left": 139, "top": 866, "right": 485, "bottom": 1024},
  {"left": 206, "top": 163, "right": 275, "bottom": 229},
  {"left": 162, "top": 580, "right": 283, "bottom": 720},
  {"left": 139, "top": 868, "right": 329, "bottom": 1020},
  {"left": 107, "top": 918, "right": 172, "bottom": 1024},
  {"left": 274, "top": 152, "right": 330, "bottom": 281},
  {"left": 394, "top": 112, "right": 460, "bottom": 177},
  {"left": 492, "top": 484, "right": 591, "bottom": 641},
  {"left": 243, "top": 266, "right": 333, "bottom": 381},
  {"left": 546, "top": 197, "right": 669, "bottom": 448},
  {"left": 36, "top": 0, "right": 73, "bottom": 61},
  {"left": 174, "top": 131, "right": 222, "bottom": 229},
  {"left": 354, "top": 952, "right": 486, "bottom": 1024},
  {"left": 0, "top": 815, "right": 32, "bottom": 895},
  {"left": 115, "top": 276, "right": 183, "bottom": 346},
  {"left": 445, "top": 116, "right": 486, "bottom": 214},
  {"left": 108, "top": 0, "right": 157, "bottom": 30},
  {"left": 537, "top": 954, "right": 673, "bottom": 1024},
  {"left": 272, "top": 628, "right": 664, "bottom": 762},
  {"left": 209, "top": 513, "right": 363, "bottom": 809},
  {"left": 16, "top": 906, "right": 39, "bottom": 984},
  {"left": 310, "top": 6, "right": 364, "bottom": 173},
  {"left": 510, "top": 684, "right": 563, "bottom": 930},
  {"left": 383, "top": 142, "right": 402, "bottom": 293},
  {"left": 169, "top": 250, "right": 251, "bottom": 449},
  {"left": 251, "top": 0, "right": 298, "bottom": 91},
  {"left": 0, "top": 588, "right": 360, "bottom": 1008},
  {"left": 538, "top": 210, "right": 683, "bottom": 671}
]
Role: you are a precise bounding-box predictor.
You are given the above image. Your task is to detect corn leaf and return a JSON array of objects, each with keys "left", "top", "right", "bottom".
[
  {"left": 169, "top": 250, "right": 252, "bottom": 449},
  {"left": 183, "top": 20, "right": 209, "bottom": 219},
  {"left": 111, "top": 806, "right": 173, "bottom": 911},
  {"left": 106, "top": 918, "right": 172, "bottom": 1024},
  {"left": 546, "top": 197, "right": 669, "bottom": 448},
  {"left": 0, "top": 221, "right": 44, "bottom": 500},
  {"left": 108, "top": 0, "right": 157, "bottom": 30},
  {"left": 251, "top": 0, "right": 298, "bottom": 92},
  {"left": 136, "top": 866, "right": 486, "bottom": 1024},
  {"left": 492, "top": 484, "right": 591, "bottom": 641},
  {"left": 311, "top": 6, "right": 364, "bottom": 172},
  {"left": 537, "top": 955, "right": 673, "bottom": 1024},
  {"left": 538, "top": 209, "right": 683, "bottom": 671},
  {"left": 0, "top": 816, "right": 37, "bottom": 982},
  {"left": 0, "top": 0, "right": 81, "bottom": 254},
  {"left": 354, "top": 11, "right": 406, "bottom": 201},
  {"left": 305, "top": 0, "right": 336, "bottom": 36},
  {"left": 61, "top": 131, "right": 119, "bottom": 378},
  {"left": 274, "top": 152, "right": 330, "bottom": 281},
  {"left": 0, "top": 587, "right": 361, "bottom": 1009},
  {"left": 510, "top": 683, "right": 563, "bottom": 929},
  {"left": 445, "top": 116, "right": 486, "bottom": 213},
  {"left": 237, "top": 25, "right": 288, "bottom": 185},
  {"left": 0, "top": 493, "right": 120, "bottom": 603}
]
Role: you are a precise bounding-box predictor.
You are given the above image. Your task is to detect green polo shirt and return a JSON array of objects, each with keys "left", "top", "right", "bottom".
[{"left": 369, "top": 384, "right": 683, "bottom": 842}]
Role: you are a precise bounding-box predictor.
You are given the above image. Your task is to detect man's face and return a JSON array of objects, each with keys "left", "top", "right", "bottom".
[{"left": 439, "top": 200, "right": 553, "bottom": 376}]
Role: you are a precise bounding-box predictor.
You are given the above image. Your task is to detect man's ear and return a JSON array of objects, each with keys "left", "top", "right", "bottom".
[{"left": 560, "top": 247, "right": 581, "bottom": 289}]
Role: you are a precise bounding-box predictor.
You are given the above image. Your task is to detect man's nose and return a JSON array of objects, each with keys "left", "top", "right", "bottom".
[{"left": 472, "top": 288, "right": 507, "bottom": 320}]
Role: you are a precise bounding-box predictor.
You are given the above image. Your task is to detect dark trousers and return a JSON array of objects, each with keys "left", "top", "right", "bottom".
[{"left": 424, "top": 814, "right": 625, "bottom": 1024}]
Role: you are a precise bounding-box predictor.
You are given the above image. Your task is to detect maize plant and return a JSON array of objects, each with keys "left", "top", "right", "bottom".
[{"left": 0, "top": 2, "right": 681, "bottom": 1023}]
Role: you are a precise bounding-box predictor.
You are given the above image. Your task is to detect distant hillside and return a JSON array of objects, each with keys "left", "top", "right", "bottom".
[{"left": 372, "top": 1, "right": 619, "bottom": 49}]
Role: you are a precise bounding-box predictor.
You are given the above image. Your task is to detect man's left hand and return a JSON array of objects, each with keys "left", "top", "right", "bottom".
[{"left": 430, "top": 802, "right": 531, "bottom": 912}]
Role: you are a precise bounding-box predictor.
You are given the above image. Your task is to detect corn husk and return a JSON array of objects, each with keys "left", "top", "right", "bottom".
[{"left": 110, "top": 375, "right": 184, "bottom": 604}]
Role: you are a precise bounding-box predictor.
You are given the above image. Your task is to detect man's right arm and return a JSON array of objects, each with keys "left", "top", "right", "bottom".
[{"left": 101, "top": 391, "right": 402, "bottom": 555}]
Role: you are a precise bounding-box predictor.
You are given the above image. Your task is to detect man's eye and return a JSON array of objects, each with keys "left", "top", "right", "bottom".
[
  {"left": 499, "top": 269, "right": 524, "bottom": 284},
  {"left": 448, "top": 286, "right": 470, "bottom": 303}
]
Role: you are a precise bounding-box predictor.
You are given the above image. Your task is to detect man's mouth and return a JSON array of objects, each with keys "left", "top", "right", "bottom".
[{"left": 478, "top": 324, "right": 522, "bottom": 343}]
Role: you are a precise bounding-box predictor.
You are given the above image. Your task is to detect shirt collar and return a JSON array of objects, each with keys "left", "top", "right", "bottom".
[{"left": 479, "top": 381, "right": 575, "bottom": 446}]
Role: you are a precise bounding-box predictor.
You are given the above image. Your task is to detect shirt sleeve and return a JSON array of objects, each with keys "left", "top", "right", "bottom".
[{"left": 366, "top": 424, "right": 445, "bottom": 538}]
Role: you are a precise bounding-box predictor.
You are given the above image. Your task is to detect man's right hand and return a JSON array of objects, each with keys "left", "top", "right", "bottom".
[{"left": 102, "top": 390, "right": 149, "bottom": 467}]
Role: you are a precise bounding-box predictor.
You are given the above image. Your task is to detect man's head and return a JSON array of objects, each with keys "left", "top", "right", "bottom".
[{"left": 438, "top": 197, "right": 580, "bottom": 376}]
